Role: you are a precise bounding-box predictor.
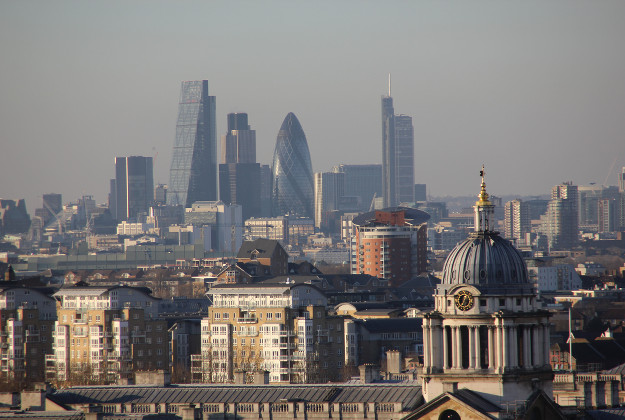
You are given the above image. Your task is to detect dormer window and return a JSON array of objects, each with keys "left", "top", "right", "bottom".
[{"left": 251, "top": 250, "right": 260, "bottom": 260}]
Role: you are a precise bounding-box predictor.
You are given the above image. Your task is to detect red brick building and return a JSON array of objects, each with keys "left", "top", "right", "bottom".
[{"left": 351, "top": 207, "right": 429, "bottom": 287}]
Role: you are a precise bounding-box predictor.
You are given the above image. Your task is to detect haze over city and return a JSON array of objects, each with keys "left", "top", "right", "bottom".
[{"left": 2, "top": 1, "right": 625, "bottom": 210}]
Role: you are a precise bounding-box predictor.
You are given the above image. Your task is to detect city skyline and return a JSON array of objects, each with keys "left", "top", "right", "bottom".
[{"left": 2, "top": 1, "right": 625, "bottom": 210}]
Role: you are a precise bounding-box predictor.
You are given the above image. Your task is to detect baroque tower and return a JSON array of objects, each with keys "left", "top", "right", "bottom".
[{"left": 420, "top": 167, "right": 553, "bottom": 405}]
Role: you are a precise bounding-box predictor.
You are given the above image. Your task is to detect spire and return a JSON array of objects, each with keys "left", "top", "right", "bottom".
[{"left": 474, "top": 165, "right": 494, "bottom": 232}]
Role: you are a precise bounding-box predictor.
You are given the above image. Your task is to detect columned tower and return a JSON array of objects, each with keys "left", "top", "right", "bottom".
[{"left": 420, "top": 167, "right": 553, "bottom": 405}]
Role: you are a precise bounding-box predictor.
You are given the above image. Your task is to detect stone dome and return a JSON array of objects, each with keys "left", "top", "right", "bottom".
[{"left": 441, "top": 231, "right": 530, "bottom": 288}]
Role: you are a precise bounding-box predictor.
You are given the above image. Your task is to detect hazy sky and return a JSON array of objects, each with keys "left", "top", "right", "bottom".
[{"left": 2, "top": 1, "right": 625, "bottom": 211}]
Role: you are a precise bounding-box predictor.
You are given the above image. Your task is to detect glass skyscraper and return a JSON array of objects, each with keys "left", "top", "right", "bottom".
[
  {"left": 168, "top": 80, "right": 217, "bottom": 208},
  {"left": 271, "top": 113, "right": 314, "bottom": 218}
]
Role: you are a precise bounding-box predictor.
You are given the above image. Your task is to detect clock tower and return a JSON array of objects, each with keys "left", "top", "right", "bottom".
[{"left": 420, "top": 167, "right": 553, "bottom": 405}]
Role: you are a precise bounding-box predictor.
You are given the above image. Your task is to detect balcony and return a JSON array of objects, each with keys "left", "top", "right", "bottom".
[{"left": 238, "top": 317, "right": 258, "bottom": 324}]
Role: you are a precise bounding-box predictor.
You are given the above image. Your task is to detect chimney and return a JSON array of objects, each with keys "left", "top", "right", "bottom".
[
  {"left": 234, "top": 370, "right": 247, "bottom": 385},
  {"left": 386, "top": 350, "right": 402, "bottom": 374},
  {"left": 252, "top": 370, "right": 270, "bottom": 385},
  {"left": 359, "top": 364, "right": 380, "bottom": 384}
]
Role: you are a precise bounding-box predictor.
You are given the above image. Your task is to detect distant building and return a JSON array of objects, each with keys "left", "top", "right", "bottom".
[
  {"left": 543, "top": 182, "right": 579, "bottom": 250},
  {"left": 185, "top": 201, "right": 242, "bottom": 253},
  {"left": 598, "top": 198, "right": 618, "bottom": 233},
  {"left": 168, "top": 80, "right": 217, "bottom": 207},
  {"left": 351, "top": 207, "right": 429, "bottom": 287},
  {"left": 314, "top": 171, "right": 345, "bottom": 232},
  {"left": 154, "top": 184, "right": 167, "bottom": 205},
  {"left": 219, "top": 112, "right": 262, "bottom": 221},
  {"left": 271, "top": 113, "right": 314, "bottom": 218},
  {"left": 381, "top": 82, "right": 414, "bottom": 207},
  {"left": 526, "top": 259, "right": 582, "bottom": 292},
  {"left": 111, "top": 156, "right": 154, "bottom": 221},
  {"left": 414, "top": 184, "right": 426, "bottom": 202},
  {"left": 334, "top": 164, "right": 382, "bottom": 212},
  {"left": 221, "top": 112, "right": 256, "bottom": 164},
  {"left": 503, "top": 199, "right": 530, "bottom": 242},
  {"left": 619, "top": 166, "right": 625, "bottom": 193},
  {"left": 0, "top": 199, "right": 31, "bottom": 235}
]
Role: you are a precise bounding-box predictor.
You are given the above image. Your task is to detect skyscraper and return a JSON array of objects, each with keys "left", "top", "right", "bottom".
[
  {"left": 503, "top": 199, "right": 530, "bottom": 241},
  {"left": 543, "top": 182, "right": 578, "bottom": 250},
  {"left": 218, "top": 112, "right": 261, "bottom": 221},
  {"left": 382, "top": 79, "right": 415, "bottom": 207},
  {"left": 381, "top": 94, "right": 395, "bottom": 208},
  {"left": 334, "top": 164, "right": 382, "bottom": 212},
  {"left": 221, "top": 112, "right": 256, "bottom": 164},
  {"left": 111, "top": 156, "right": 154, "bottom": 221},
  {"left": 168, "top": 80, "right": 217, "bottom": 208},
  {"left": 314, "top": 171, "right": 345, "bottom": 232},
  {"left": 271, "top": 113, "right": 314, "bottom": 218}
]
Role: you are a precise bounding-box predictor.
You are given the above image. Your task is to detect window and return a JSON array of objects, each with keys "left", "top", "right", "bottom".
[{"left": 275, "top": 313, "right": 281, "bottom": 319}]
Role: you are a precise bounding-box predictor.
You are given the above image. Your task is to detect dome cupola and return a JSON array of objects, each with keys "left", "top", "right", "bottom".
[{"left": 441, "top": 166, "right": 532, "bottom": 291}]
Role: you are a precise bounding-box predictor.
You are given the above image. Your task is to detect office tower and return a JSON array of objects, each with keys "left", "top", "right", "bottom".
[
  {"left": 218, "top": 113, "right": 261, "bottom": 220},
  {"left": 154, "top": 184, "right": 167, "bottom": 205},
  {"left": 42, "top": 194, "right": 62, "bottom": 224},
  {"left": 381, "top": 93, "right": 395, "bottom": 208},
  {"left": 0, "top": 199, "right": 31, "bottom": 235},
  {"left": 168, "top": 80, "right": 217, "bottom": 208},
  {"left": 314, "top": 171, "right": 345, "bottom": 232},
  {"left": 503, "top": 199, "right": 530, "bottom": 241},
  {"left": 334, "top": 164, "right": 382, "bottom": 212},
  {"left": 414, "top": 184, "right": 427, "bottom": 202},
  {"left": 184, "top": 201, "right": 242, "bottom": 253},
  {"left": 395, "top": 115, "right": 415, "bottom": 204},
  {"left": 219, "top": 163, "right": 261, "bottom": 221},
  {"left": 351, "top": 207, "right": 429, "bottom": 286},
  {"left": 598, "top": 198, "right": 617, "bottom": 233},
  {"left": 221, "top": 112, "right": 256, "bottom": 164},
  {"left": 259, "top": 165, "right": 272, "bottom": 217},
  {"left": 544, "top": 182, "right": 578, "bottom": 250},
  {"left": 577, "top": 185, "right": 603, "bottom": 229},
  {"left": 111, "top": 156, "right": 154, "bottom": 221},
  {"left": 271, "top": 113, "right": 314, "bottom": 218},
  {"left": 619, "top": 167, "right": 625, "bottom": 193},
  {"left": 381, "top": 80, "right": 415, "bottom": 207}
]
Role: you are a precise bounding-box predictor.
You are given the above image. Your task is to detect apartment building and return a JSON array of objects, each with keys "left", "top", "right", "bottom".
[
  {"left": 0, "top": 285, "right": 56, "bottom": 381},
  {"left": 46, "top": 284, "right": 168, "bottom": 383},
  {"left": 193, "top": 282, "right": 344, "bottom": 383}
]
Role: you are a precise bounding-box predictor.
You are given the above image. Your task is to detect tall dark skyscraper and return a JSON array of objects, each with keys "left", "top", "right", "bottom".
[
  {"left": 168, "top": 80, "right": 217, "bottom": 208},
  {"left": 382, "top": 77, "right": 415, "bottom": 207},
  {"left": 111, "top": 156, "right": 154, "bottom": 221},
  {"left": 271, "top": 113, "right": 314, "bottom": 218},
  {"left": 218, "top": 112, "right": 261, "bottom": 221},
  {"left": 333, "top": 164, "right": 382, "bottom": 212},
  {"left": 221, "top": 113, "right": 256, "bottom": 164}
]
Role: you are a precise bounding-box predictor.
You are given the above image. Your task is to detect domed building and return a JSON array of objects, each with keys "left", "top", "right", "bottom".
[{"left": 417, "top": 168, "right": 558, "bottom": 417}]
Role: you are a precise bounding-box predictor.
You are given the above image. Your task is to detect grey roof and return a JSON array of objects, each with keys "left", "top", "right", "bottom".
[
  {"left": 584, "top": 408, "right": 625, "bottom": 419},
  {"left": 50, "top": 383, "right": 422, "bottom": 410},
  {"left": 0, "top": 413, "right": 83, "bottom": 419},
  {"left": 236, "top": 239, "right": 282, "bottom": 259},
  {"left": 355, "top": 318, "right": 422, "bottom": 333},
  {"left": 441, "top": 231, "right": 533, "bottom": 293}
]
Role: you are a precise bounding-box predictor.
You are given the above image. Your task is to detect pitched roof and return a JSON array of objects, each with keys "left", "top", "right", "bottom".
[{"left": 237, "top": 239, "right": 283, "bottom": 259}]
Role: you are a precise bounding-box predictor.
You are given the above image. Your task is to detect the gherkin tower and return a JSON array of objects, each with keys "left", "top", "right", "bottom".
[{"left": 271, "top": 113, "right": 314, "bottom": 217}]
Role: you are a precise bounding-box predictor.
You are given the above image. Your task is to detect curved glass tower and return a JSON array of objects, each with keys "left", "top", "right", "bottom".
[
  {"left": 271, "top": 113, "right": 314, "bottom": 217},
  {"left": 168, "top": 80, "right": 217, "bottom": 208}
]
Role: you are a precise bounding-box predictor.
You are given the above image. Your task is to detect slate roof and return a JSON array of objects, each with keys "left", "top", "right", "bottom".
[
  {"left": 236, "top": 239, "right": 282, "bottom": 259},
  {"left": 50, "top": 383, "right": 422, "bottom": 410},
  {"left": 354, "top": 318, "right": 422, "bottom": 333}
]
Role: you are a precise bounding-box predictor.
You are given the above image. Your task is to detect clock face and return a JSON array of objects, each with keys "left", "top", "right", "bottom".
[{"left": 454, "top": 290, "right": 474, "bottom": 311}]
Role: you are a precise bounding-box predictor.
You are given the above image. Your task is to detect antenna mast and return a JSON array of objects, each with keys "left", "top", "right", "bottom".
[{"left": 388, "top": 73, "right": 391, "bottom": 97}]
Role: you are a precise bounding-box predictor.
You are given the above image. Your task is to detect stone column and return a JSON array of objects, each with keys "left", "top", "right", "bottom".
[
  {"left": 543, "top": 322, "right": 551, "bottom": 367},
  {"left": 501, "top": 324, "right": 508, "bottom": 370},
  {"left": 455, "top": 326, "right": 462, "bottom": 369},
  {"left": 468, "top": 326, "right": 475, "bottom": 369},
  {"left": 488, "top": 326, "right": 495, "bottom": 370},
  {"left": 443, "top": 326, "right": 449, "bottom": 370},
  {"left": 423, "top": 318, "right": 430, "bottom": 369},
  {"left": 474, "top": 326, "right": 481, "bottom": 369},
  {"left": 532, "top": 326, "right": 541, "bottom": 367},
  {"left": 431, "top": 322, "right": 439, "bottom": 369},
  {"left": 523, "top": 326, "right": 531, "bottom": 368},
  {"left": 510, "top": 326, "right": 518, "bottom": 368}
]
